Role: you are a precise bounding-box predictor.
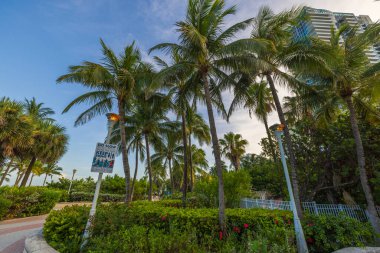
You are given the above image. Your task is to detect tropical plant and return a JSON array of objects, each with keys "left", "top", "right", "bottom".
[
  {"left": 28, "top": 160, "right": 44, "bottom": 186},
  {"left": 219, "top": 132, "right": 248, "bottom": 171},
  {"left": 23, "top": 97, "right": 55, "bottom": 122},
  {"left": 42, "top": 163, "right": 63, "bottom": 186},
  {"left": 124, "top": 83, "right": 176, "bottom": 200},
  {"left": 57, "top": 39, "right": 149, "bottom": 202},
  {"left": 20, "top": 121, "right": 68, "bottom": 187},
  {"left": 293, "top": 23, "right": 380, "bottom": 232},
  {"left": 229, "top": 80, "right": 277, "bottom": 162},
  {"left": 151, "top": 132, "right": 183, "bottom": 193},
  {"left": 150, "top": 0, "right": 253, "bottom": 230}
]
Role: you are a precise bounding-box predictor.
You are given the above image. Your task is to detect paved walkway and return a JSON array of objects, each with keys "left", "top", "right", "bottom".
[{"left": 0, "top": 202, "right": 91, "bottom": 253}]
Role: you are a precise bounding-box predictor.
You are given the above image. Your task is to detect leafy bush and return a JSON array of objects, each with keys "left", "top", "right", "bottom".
[
  {"left": 0, "top": 186, "right": 62, "bottom": 220},
  {"left": 193, "top": 170, "right": 252, "bottom": 208},
  {"left": 303, "top": 214, "right": 374, "bottom": 252},
  {"left": 43, "top": 203, "right": 374, "bottom": 253},
  {"left": 43, "top": 205, "right": 89, "bottom": 253},
  {"left": 0, "top": 196, "right": 12, "bottom": 218},
  {"left": 69, "top": 191, "right": 125, "bottom": 202}
]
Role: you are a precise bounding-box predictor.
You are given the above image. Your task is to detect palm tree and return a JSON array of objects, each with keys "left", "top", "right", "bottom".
[
  {"left": 150, "top": 0, "right": 253, "bottom": 230},
  {"left": 0, "top": 159, "right": 15, "bottom": 186},
  {"left": 28, "top": 160, "right": 44, "bottom": 186},
  {"left": 0, "top": 98, "right": 34, "bottom": 162},
  {"left": 57, "top": 40, "right": 149, "bottom": 202},
  {"left": 241, "top": 6, "right": 313, "bottom": 216},
  {"left": 185, "top": 107, "right": 210, "bottom": 190},
  {"left": 128, "top": 132, "right": 145, "bottom": 201},
  {"left": 23, "top": 97, "right": 55, "bottom": 122},
  {"left": 219, "top": 132, "right": 248, "bottom": 171},
  {"left": 151, "top": 132, "right": 183, "bottom": 193},
  {"left": 124, "top": 86, "right": 176, "bottom": 201},
  {"left": 42, "top": 163, "right": 63, "bottom": 186},
  {"left": 229, "top": 80, "right": 277, "bottom": 162},
  {"left": 294, "top": 24, "right": 380, "bottom": 232},
  {"left": 189, "top": 145, "right": 208, "bottom": 179},
  {"left": 20, "top": 121, "right": 68, "bottom": 187}
]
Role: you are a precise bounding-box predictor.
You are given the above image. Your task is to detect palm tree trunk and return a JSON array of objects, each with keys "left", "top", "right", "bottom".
[
  {"left": 345, "top": 96, "right": 380, "bottom": 233},
  {"left": 20, "top": 157, "right": 36, "bottom": 187},
  {"left": 266, "top": 74, "right": 303, "bottom": 218},
  {"left": 28, "top": 174, "right": 34, "bottom": 186},
  {"left": 144, "top": 134, "right": 153, "bottom": 201},
  {"left": 169, "top": 158, "right": 174, "bottom": 193},
  {"left": 118, "top": 99, "right": 131, "bottom": 203},
  {"left": 202, "top": 73, "right": 226, "bottom": 231},
  {"left": 263, "top": 117, "right": 277, "bottom": 163},
  {"left": 181, "top": 112, "right": 189, "bottom": 207},
  {"left": 0, "top": 157, "right": 14, "bottom": 186},
  {"left": 188, "top": 134, "right": 194, "bottom": 191},
  {"left": 14, "top": 172, "right": 21, "bottom": 186},
  {"left": 43, "top": 173, "right": 48, "bottom": 186},
  {"left": 130, "top": 144, "right": 139, "bottom": 201}
]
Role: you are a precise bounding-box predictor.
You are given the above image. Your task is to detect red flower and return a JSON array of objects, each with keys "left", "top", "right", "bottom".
[
  {"left": 233, "top": 226, "right": 241, "bottom": 234},
  {"left": 219, "top": 231, "right": 223, "bottom": 240},
  {"left": 274, "top": 220, "right": 279, "bottom": 225},
  {"left": 307, "top": 223, "right": 314, "bottom": 227},
  {"left": 306, "top": 237, "right": 314, "bottom": 244},
  {"left": 161, "top": 216, "right": 167, "bottom": 221},
  {"left": 243, "top": 223, "right": 249, "bottom": 229}
]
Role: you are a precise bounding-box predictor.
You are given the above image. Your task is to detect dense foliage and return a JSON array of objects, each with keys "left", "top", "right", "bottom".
[
  {"left": 0, "top": 186, "right": 62, "bottom": 220},
  {"left": 43, "top": 202, "right": 374, "bottom": 253}
]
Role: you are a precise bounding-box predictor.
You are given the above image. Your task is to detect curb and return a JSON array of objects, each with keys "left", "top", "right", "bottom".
[
  {"left": 23, "top": 229, "right": 58, "bottom": 253},
  {"left": 333, "top": 248, "right": 380, "bottom": 253}
]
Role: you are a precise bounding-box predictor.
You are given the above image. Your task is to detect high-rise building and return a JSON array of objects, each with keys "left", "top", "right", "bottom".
[{"left": 293, "top": 7, "right": 380, "bottom": 63}]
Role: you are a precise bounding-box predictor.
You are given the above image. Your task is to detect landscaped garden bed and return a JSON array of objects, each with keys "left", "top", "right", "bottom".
[{"left": 43, "top": 200, "right": 374, "bottom": 253}]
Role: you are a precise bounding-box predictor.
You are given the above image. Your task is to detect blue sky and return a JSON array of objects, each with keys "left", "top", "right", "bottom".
[{"left": 1, "top": 0, "right": 379, "bottom": 185}]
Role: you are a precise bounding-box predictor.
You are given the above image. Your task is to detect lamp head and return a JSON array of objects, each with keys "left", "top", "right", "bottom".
[
  {"left": 106, "top": 113, "right": 120, "bottom": 122},
  {"left": 277, "top": 124, "right": 285, "bottom": 131}
]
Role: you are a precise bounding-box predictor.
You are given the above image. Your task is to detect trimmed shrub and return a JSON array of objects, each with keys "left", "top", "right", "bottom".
[
  {"left": 0, "top": 186, "right": 62, "bottom": 220},
  {"left": 0, "top": 196, "right": 12, "bottom": 218},
  {"left": 43, "top": 202, "right": 374, "bottom": 253},
  {"left": 303, "top": 214, "right": 374, "bottom": 252},
  {"left": 43, "top": 205, "right": 89, "bottom": 253},
  {"left": 68, "top": 191, "right": 125, "bottom": 202}
]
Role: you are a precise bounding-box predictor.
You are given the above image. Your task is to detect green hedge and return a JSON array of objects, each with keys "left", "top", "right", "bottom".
[
  {"left": 43, "top": 201, "right": 374, "bottom": 253},
  {"left": 68, "top": 191, "right": 125, "bottom": 202},
  {"left": 0, "top": 186, "right": 63, "bottom": 220}
]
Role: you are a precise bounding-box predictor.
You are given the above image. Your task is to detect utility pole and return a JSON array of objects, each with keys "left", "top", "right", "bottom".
[
  {"left": 80, "top": 113, "right": 119, "bottom": 250},
  {"left": 274, "top": 124, "right": 308, "bottom": 253}
]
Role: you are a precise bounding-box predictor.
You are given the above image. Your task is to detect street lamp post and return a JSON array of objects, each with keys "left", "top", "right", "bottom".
[
  {"left": 274, "top": 125, "right": 308, "bottom": 253},
  {"left": 80, "top": 113, "right": 119, "bottom": 250},
  {"left": 68, "top": 169, "right": 77, "bottom": 194}
]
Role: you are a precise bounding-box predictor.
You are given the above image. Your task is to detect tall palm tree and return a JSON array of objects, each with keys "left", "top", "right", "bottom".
[
  {"left": 241, "top": 6, "right": 313, "bottom": 216},
  {"left": 0, "top": 98, "right": 34, "bottom": 162},
  {"left": 229, "top": 80, "right": 277, "bottom": 162},
  {"left": 128, "top": 132, "right": 145, "bottom": 201},
  {"left": 219, "top": 132, "right": 248, "bottom": 171},
  {"left": 189, "top": 145, "right": 208, "bottom": 179},
  {"left": 150, "top": 0, "right": 253, "bottom": 230},
  {"left": 57, "top": 40, "right": 149, "bottom": 202},
  {"left": 294, "top": 24, "right": 380, "bottom": 232},
  {"left": 185, "top": 107, "right": 210, "bottom": 190},
  {"left": 28, "top": 160, "right": 43, "bottom": 186},
  {"left": 23, "top": 97, "right": 55, "bottom": 122},
  {"left": 124, "top": 87, "right": 176, "bottom": 201},
  {"left": 0, "top": 158, "right": 15, "bottom": 186},
  {"left": 151, "top": 132, "right": 184, "bottom": 193},
  {"left": 20, "top": 121, "right": 68, "bottom": 187},
  {"left": 42, "top": 162, "right": 63, "bottom": 186}
]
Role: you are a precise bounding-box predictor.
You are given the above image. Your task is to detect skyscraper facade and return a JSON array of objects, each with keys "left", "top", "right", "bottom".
[{"left": 293, "top": 7, "right": 380, "bottom": 63}]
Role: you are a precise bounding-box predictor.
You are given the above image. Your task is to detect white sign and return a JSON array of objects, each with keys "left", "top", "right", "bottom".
[{"left": 91, "top": 143, "right": 117, "bottom": 173}]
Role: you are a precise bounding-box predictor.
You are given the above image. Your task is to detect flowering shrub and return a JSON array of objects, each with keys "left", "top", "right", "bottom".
[{"left": 43, "top": 202, "right": 374, "bottom": 253}]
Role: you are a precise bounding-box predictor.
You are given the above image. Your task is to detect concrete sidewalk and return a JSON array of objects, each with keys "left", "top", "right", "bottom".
[{"left": 0, "top": 202, "right": 91, "bottom": 253}]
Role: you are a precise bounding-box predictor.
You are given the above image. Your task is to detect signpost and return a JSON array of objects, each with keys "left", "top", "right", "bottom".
[{"left": 80, "top": 113, "right": 119, "bottom": 250}]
